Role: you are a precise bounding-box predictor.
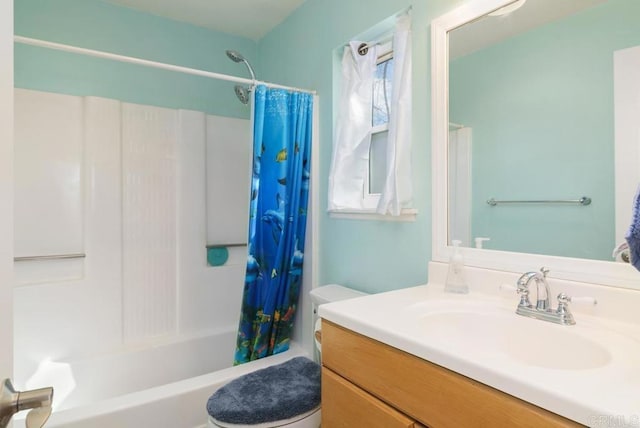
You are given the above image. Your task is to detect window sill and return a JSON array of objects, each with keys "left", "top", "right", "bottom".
[{"left": 328, "top": 208, "right": 418, "bottom": 222}]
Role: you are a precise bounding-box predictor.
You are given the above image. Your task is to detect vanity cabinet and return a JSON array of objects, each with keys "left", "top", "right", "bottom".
[{"left": 321, "top": 320, "right": 584, "bottom": 428}]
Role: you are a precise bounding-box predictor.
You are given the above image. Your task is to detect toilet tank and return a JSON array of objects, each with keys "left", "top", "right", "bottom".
[
  {"left": 309, "top": 284, "right": 367, "bottom": 307},
  {"left": 309, "top": 284, "right": 368, "bottom": 360}
]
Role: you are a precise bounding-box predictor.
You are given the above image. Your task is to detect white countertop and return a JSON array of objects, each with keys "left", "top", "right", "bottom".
[{"left": 319, "top": 281, "right": 640, "bottom": 427}]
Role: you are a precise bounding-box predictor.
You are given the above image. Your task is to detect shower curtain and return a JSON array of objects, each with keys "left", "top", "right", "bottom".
[{"left": 234, "top": 85, "right": 313, "bottom": 364}]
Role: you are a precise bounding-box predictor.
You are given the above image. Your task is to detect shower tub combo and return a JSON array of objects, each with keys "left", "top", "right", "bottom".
[
  {"left": 23, "top": 330, "right": 309, "bottom": 428},
  {"left": 10, "top": 36, "right": 318, "bottom": 428}
]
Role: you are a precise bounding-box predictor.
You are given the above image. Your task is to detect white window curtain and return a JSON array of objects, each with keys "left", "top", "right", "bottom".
[
  {"left": 328, "top": 14, "right": 413, "bottom": 216},
  {"left": 376, "top": 14, "right": 412, "bottom": 216},
  {"left": 327, "top": 41, "right": 378, "bottom": 211}
]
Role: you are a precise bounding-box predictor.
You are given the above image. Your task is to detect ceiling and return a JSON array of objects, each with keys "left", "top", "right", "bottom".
[
  {"left": 106, "top": 0, "right": 307, "bottom": 41},
  {"left": 450, "top": 0, "right": 609, "bottom": 59}
]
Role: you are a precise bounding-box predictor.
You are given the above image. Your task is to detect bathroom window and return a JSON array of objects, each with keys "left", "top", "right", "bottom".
[
  {"left": 328, "top": 12, "right": 414, "bottom": 219},
  {"left": 367, "top": 42, "right": 394, "bottom": 200}
]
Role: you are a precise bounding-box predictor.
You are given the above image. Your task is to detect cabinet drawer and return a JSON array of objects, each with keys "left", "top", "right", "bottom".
[
  {"left": 322, "top": 367, "right": 421, "bottom": 428},
  {"left": 322, "top": 320, "right": 583, "bottom": 428}
]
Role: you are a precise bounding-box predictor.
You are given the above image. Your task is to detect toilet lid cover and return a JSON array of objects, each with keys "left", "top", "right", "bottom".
[{"left": 206, "top": 357, "right": 321, "bottom": 425}]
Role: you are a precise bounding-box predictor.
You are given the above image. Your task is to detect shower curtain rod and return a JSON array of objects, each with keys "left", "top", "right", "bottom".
[{"left": 14, "top": 35, "right": 317, "bottom": 95}]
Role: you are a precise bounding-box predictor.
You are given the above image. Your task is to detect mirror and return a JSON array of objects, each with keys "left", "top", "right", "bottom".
[{"left": 431, "top": 0, "right": 640, "bottom": 289}]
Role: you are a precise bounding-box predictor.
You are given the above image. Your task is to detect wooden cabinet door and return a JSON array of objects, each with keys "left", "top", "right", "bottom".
[{"left": 322, "top": 367, "right": 421, "bottom": 428}]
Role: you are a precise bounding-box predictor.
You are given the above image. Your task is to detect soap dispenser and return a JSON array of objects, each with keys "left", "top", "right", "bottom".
[{"left": 445, "top": 240, "right": 469, "bottom": 294}]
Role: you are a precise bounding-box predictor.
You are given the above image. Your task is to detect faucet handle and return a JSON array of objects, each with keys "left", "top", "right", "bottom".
[
  {"left": 555, "top": 293, "right": 576, "bottom": 325},
  {"left": 540, "top": 266, "right": 550, "bottom": 277},
  {"left": 20, "top": 386, "right": 53, "bottom": 428},
  {"left": 557, "top": 293, "right": 598, "bottom": 306},
  {"left": 570, "top": 296, "right": 598, "bottom": 306},
  {"left": 26, "top": 406, "right": 52, "bottom": 428},
  {"left": 556, "top": 293, "right": 597, "bottom": 326},
  {"left": 0, "top": 380, "right": 53, "bottom": 428}
]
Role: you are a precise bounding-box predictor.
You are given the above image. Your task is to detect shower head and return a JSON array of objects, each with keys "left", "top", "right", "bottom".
[
  {"left": 234, "top": 85, "right": 251, "bottom": 105},
  {"left": 225, "top": 50, "right": 245, "bottom": 63},
  {"left": 225, "top": 49, "right": 257, "bottom": 101}
]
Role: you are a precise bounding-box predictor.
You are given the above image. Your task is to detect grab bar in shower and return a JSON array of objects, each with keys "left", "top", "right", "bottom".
[
  {"left": 14, "top": 253, "right": 86, "bottom": 262},
  {"left": 487, "top": 196, "right": 592, "bottom": 206},
  {"left": 206, "top": 243, "right": 247, "bottom": 249}
]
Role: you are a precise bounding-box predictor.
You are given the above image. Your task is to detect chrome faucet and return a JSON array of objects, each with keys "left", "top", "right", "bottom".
[
  {"left": 516, "top": 267, "right": 551, "bottom": 311},
  {"left": 515, "top": 267, "right": 576, "bottom": 325},
  {"left": 0, "top": 379, "right": 53, "bottom": 428}
]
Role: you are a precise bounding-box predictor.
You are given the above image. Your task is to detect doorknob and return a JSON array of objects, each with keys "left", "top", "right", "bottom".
[{"left": 0, "top": 379, "right": 53, "bottom": 428}]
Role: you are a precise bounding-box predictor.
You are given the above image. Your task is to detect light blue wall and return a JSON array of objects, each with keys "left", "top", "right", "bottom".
[
  {"left": 15, "top": 0, "right": 257, "bottom": 118},
  {"left": 257, "top": 0, "right": 463, "bottom": 293},
  {"left": 450, "top": 0, "right": 640, "bottom": 261}
]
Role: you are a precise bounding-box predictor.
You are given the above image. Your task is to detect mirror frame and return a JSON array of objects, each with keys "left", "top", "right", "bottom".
[{"left": 431, "top": 0, "right": 640, "bottom": 290}]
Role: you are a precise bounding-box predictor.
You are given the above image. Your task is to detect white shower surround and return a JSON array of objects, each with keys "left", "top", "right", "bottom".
[
  {"left": 12, "top": 87, "right": 320, "bottom": 426},
  {"left": 12, "top": 88, "right": 251, "bottom": 399}
]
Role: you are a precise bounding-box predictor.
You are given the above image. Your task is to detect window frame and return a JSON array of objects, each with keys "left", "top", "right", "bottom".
[{"left": 362, "top": 40, "right": 394, "bottom": 210}]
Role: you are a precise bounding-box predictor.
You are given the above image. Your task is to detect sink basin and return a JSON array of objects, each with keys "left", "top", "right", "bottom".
[
  {"left": 505, "top": 318, "right": 611, "bottom": 370},
  {"left": 410, "top": 301, "right": 611, "bottom": 370}
]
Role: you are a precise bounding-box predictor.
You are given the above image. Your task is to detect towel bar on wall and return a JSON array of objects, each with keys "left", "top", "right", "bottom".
[
  {"left": 14, "top": 253, "right": 86, "bottom": 262},
  {"left": 487, "top": 197, "right": 592, "bottom": 206}
]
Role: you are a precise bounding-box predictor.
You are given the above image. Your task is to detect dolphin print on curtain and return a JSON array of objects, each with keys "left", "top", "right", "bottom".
[{"left": 234, "top": 85, "right": 313, "bottom": 364}]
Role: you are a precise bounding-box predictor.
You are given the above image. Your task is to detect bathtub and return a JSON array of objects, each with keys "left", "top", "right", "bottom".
[{"left": 18, "top": 328, "right": 310, "bottom": 428}]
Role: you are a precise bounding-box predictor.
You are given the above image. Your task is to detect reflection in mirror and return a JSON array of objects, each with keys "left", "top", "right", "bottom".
[{"left": 447, "top": 0, "right": 640, "bottom": 263}]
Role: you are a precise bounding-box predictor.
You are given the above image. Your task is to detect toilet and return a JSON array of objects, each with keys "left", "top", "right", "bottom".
[{"left": 206, "top": 284, "right": 367, "bottom": 428}]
